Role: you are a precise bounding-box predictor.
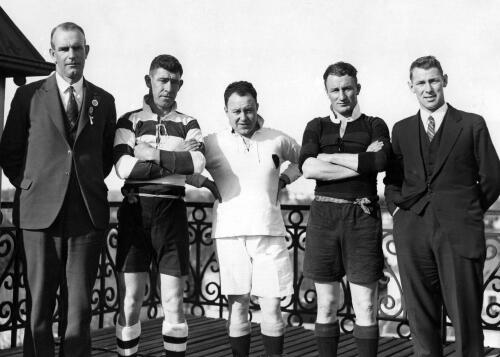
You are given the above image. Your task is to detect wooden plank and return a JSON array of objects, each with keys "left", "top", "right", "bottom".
[{"left": 1, "top": 316, "right": 499, "bottom": 357}]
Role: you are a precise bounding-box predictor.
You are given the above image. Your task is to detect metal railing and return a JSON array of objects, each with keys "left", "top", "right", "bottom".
[{"left": 0, "top": 201, "right": 499, "bottom": 348}]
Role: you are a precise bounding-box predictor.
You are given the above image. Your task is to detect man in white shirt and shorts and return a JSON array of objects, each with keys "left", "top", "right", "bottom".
[{"left": 189, "top": 81, "right": 301, "bottom": 357}]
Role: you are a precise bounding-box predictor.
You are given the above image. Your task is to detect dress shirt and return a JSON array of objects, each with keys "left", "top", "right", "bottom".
[
  {"left": 420, "top": 102, "right": 448, "bottom": 133},
  {"left": 55, "top": 72, "right": 84, "bottom": 111}
]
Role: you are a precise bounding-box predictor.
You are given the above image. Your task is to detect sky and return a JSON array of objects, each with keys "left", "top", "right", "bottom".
[{"left": 2, "top": 0, "right": 500, "bottom": 199}]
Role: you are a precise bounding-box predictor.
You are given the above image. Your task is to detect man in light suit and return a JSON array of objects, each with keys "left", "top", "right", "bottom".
[
  {"left": 0, "top": 22, "right": 116, "bottom": 357},
  {"left": 384, "top": 56, "right": 500, "bottom": 356}
]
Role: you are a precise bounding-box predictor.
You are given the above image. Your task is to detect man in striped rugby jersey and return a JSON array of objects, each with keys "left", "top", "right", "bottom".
[{"left": 113, "top": 54, "right": 205, "bottom": 357}]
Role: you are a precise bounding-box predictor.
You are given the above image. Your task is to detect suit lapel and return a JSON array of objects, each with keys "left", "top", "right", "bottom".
[
  {"left": 430, "top": 105, "right": 463, "bottom": 181},
  {"left": 76, "top": 80, "right": 91, "bottom": 139},
  {"left": 42, "top": 75, "right": 68, "bottom": 142},
  {"left": 407, "top": 113, "right": 426, "bottom": 176}
]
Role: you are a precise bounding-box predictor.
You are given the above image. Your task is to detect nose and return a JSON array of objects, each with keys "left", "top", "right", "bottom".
[
  {"left": 423, "top": 82, "right": 433, "bottom": 92},
  {"left": 68, "top": 47, "right": 76, "bottom": 59},
  {"left": 165, "top": 80, "right": 173, "bottom": 92},
  {"left": 338, "top": 90, "right": 346, "bottom": 100}
]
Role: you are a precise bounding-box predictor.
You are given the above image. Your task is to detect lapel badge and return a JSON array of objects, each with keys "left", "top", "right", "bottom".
[
  {"left": 92, "top": 99, "right": 99, "bottom": 107},
  {"left": 89, "top": 116, "right": 94, "bottom": 125}
]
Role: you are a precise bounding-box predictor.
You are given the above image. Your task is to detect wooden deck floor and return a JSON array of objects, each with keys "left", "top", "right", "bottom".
[{"left": 1, "top": 315, "right": 499, "bottom": 356}]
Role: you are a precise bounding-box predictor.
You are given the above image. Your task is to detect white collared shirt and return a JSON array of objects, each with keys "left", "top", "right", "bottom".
[
  {"left": 55, "top": 72, "right": 84, "bottom": 112},
  {"left": 420, "top": 103, "right": 448, "bottom": 133},
  {"left": 329, "top": 103, "right": 362, "bottom": 124}
]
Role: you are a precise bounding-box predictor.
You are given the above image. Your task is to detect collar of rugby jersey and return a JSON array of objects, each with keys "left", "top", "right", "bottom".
[
  {"left": 143, "top": 94, "right": 178, "bottom": 120},
  {"left": 419, "top": 102, "right": 448, "bottom": 133},
  {"left": 55, "top": 71, "right": 84, "bottom": 111},
  {"left": 329, "top": 103, "right": 362, "bottom": 124},
  {"left": 230, "top": 114, "right": 265, "bottom": 137}
]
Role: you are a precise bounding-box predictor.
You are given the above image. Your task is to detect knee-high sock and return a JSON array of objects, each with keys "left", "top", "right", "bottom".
[
  {"left": 116, "top": 321, "right": 141, "bottom": 356},
  {"left": 261, "top": 320, "right": 285, "bottom": 356},
  {"left": 353, "top": 324, "right": 379, "bottom": 357},
  {"left": 315, "top": 321, "right": 340, "bottom": 357},
  {"left": 228, "top": 321, "right": 251, "bottom": 357},
  {"left": 162, "top": 320, "right": 188, "bottom": 357}
]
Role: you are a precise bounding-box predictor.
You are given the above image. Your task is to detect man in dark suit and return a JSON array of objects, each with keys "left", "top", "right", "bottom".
[
  {"left": 384, "top": 56, "right": 500, "bottom": 356},
  {"left": 0, "top": 22, "right": 116, "bottom": 357}
]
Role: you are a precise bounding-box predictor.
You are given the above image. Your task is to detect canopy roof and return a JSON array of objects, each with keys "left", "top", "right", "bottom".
[{"left": 0, "top": 6, "right": 54, "bottom": 78}]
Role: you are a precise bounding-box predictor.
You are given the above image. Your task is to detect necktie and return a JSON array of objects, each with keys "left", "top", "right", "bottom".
[
  {"left": 427, "top": 115, "right": 435, "bottom": 142},
  {"left": 66, "top": 86, "right": 78, "bottom": 131}
]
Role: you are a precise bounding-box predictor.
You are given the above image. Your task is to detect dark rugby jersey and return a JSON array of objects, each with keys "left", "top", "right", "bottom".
[{"left": 299, "top": 114, "right": 390, "bottom": 200}]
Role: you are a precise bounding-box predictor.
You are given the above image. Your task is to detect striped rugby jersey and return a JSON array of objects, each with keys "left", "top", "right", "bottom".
[{"left": 113, "top": 96, "right": 205, "bottom": 188}]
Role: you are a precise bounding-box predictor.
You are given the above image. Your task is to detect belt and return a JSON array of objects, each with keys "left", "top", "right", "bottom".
[
  {"left": 122, "top": 187, "right": 183, "bottom": 203},
  {"left": 314, "top": 195, "right": 373, "bottom": 214},
  {"left": 133, "top": 193, "right": 183, "bottom": 199}
]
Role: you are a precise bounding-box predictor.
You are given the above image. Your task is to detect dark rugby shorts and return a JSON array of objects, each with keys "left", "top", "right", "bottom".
[
  {"left": 303, "top": 200, "right": 384, "bottom": 284},
  {"left": 116, "top": 195, "right": 189, "bottom": 276}
]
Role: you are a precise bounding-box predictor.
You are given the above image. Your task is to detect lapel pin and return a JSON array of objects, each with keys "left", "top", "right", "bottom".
[
  {"left": 90, "top": 116, "right": 94, "bottom": 125},
  {"left": 92, "top": 99, "right": 99, "bottom": 107},
  {"left": 89, "top": 107, "right": 94, "bottom": 114}
]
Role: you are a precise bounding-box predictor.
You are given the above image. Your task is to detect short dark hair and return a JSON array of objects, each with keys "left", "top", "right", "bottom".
[
  {"left": 149, "top": 54, "right": 183, "bottom": 77},
  {"left": 323, "top": 62, "right": 358, "bottom": 85},
  {"left": 50, "top": 22, "right": 86, "bottom": 49},
  {"left": 409, "top": 56, "right": 444, "bottom": 79},
  {"left": 223, "top": 81, "right": 257, "bottom": 105}
]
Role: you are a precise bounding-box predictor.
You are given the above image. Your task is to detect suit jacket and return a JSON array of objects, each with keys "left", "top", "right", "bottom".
[
  {"left": 0, "top": 74, "right": 116, "bottom": 230},
  {"left": 384, "top": 104, "right": 500, "bottom": 258}
]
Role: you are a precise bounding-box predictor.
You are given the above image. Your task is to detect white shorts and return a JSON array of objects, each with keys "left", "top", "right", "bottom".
[{"left": 215, "top": 236, "right": 293, "bottom": 297}]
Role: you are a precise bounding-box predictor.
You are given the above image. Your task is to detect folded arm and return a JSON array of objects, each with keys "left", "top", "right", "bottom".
[{"left": 302, "top": 157, "right": 359, "bottom": 180}]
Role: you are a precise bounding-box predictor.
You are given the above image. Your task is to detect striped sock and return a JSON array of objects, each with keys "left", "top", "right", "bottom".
[
  {"left": 116, "top": 321, "right": 141, "bottom": 356},
  {"left": 162, "top": 320, "right": 188, "bottom": 357}
]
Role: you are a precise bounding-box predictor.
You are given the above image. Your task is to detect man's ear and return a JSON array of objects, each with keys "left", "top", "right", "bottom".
[
  {"left": 145, "top": 75, "right": 151, "bottom": 89},
  {"left": 256, "top": 102, "right": 259, "bottom": 112},
  {"left": 84, "top": 45, "right": 90, "bottom": 59},
  {"left": 443, "top": 74, "right": 448, "bottom": 87},
  {"left": 356, "top": 83, "right": 361, "bottom": 95},
  {"left": 224, "top": 105, "right": 228, "bottom": 114},
  {"left": 49, "top": 48, "right": 56, "bottom": 62},
  {"left": 407, "top": 80, "right": 415, "bottom": 93},
  {"left": 179, "top": 79, "right": 184, "bottom": 90}
]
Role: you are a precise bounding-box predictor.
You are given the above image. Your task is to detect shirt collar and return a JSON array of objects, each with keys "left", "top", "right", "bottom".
[
  {"left": 230, "top": 115, "right": 264, "bottom": 136},
  {"left": 142, "top": 94, "right": 178, "bottom": 118},
  {"left": 55, "top": 71, "right": 83, "bottom": 96},
  {"left": 420, "top": 102, "right": 448, "bottom": 123},
  {"left": 329, "top": 103, "right": 362, "bottom": 124}
]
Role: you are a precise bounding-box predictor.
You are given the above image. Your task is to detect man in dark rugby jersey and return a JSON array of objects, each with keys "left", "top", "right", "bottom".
[{"left": 299, "top": 62, "right": 390, "bottom": 357}]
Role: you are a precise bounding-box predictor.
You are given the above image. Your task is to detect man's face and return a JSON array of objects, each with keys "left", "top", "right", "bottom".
[
  {"left": 409, "top": 67, "right": 448, "bottom": 112},
  {"left": 146, "top": 67, "right": 183, "bottom": 111},
  {"left": 49, "top": 28, "right": 89, "bottom": 83},
  {"left": 325, "top": 74, "right": 360, "bottom": 117},
  {"left": 225, "top": 93, "right": 259, "bottom": 138}
]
